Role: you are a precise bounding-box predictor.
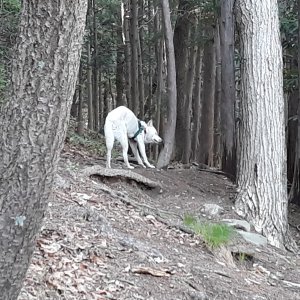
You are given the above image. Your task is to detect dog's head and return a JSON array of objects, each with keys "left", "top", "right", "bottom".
[{"left": 142, "top": 120, "right": 163, "bottom": 144}]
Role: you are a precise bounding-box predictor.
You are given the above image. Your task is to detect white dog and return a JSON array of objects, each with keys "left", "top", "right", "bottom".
[{"left": 104, "top": 106, "right": 162, "bottom": 169}]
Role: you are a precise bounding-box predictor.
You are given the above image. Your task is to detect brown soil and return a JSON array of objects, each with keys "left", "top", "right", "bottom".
[{"left": 19, "top": 142, "right": 300, "bottom": 300}]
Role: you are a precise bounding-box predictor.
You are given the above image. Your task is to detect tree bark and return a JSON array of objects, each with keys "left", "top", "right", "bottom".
[
  {"left": 191, "top": 46, "right": 203, "bottom": 160},
  {"left": 0, "top": 1, "right": 87, "bottom": 298},
  {"left": 157, "top": 0, "right": 177, "bottom": 169},
  {"left": 173, "top": 0, "right": 190, "bottom": 161},
  {"left": 77, "top": 63, "right": 84, "bottom": 136},
  {"left": 116, "top": 7, "right": 125, "bottom": 107},
  {"left": 92, "top": 0, "right": 100, "bottom": 131},
  {"left": 138, "top": 0, "right": 145, "bottom": 118},
  {"left": 235, "top": 0, "right": 293, "bottom": 249},
  {"left": 198, "top": 29, "right": 216, "bottom": 166},
  {"left": 122, "top": 0, "right": 132, "bottom": 108},
  {"left": 87, "top": 39, "right": 94, "bottom": 130},
  {"left": 288, "top": 0, "right": 300, "bottom": 206},
  {"left": 214, "top": 22, "right": 222, "bottom": 167},
  {"left": 130, "top": 0, "right": 140, "bottom": 115},
  {"left": 182, "top": 15, "right": 197, "bottom": 164},
  {"left": 219, "top": 0, "right": 236, "bottom": 177},
  {"left": 154, "top": 10, "right": 164, "bottom": 160}
]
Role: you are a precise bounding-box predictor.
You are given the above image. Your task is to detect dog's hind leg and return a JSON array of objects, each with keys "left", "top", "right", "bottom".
[
  {"left": 104, "top": 123, "right": 114, "bottom": 168},
  {"left": 129, "top": 139, "right": 146, "bottom": 168},
  {"left": 119, "top": 135, "right": 134, "bottom": 169}
]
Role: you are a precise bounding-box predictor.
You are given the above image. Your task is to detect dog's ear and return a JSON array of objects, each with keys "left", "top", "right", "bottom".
[{"left": 147, "top": 120, "right": 153, "bottom": 127}]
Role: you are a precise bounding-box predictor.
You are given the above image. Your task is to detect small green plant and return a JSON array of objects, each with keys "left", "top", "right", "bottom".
[
  {"left": 183, "top": 214, "right": 234, "bottom": 248},
  {"left": 68, "top": 132, "right": 107, "bottom": 156}
]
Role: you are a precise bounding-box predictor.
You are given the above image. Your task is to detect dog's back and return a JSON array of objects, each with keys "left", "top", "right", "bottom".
[{"left": 105, "top": 106, "right": 135, "bottom": 123}]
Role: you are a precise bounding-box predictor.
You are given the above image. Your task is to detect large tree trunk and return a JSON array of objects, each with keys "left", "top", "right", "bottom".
[
  {"left": 157, "top": 0, "right": 177, "bottom": 169},
  {"left": 219, "top": 0, "right": 236, "bottom": 177},
  {"left": 0, "top": 1, "right": 87, "bottom": 298},
  {"left": 235, "top": 0, "right": 293, "bottom": 249}
]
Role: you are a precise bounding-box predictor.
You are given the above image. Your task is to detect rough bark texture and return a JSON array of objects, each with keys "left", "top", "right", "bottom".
[
  {"left": 219, "top": 0, "right": 236, "bottom": 177},
  {"left": 235, "top": 0, "right": 291, "bottom": 249},
  {"left": 77, "top": 63, "right": 84, "bottom": 136},
  {"left": 157, "top": 0, "right": 177, "bottom": 169},
  {"left": 82, "top": 166, "right": 162, "bottom": 189},
  {"left": 0, "top": 1, "right": 87, "bottom": 298}
]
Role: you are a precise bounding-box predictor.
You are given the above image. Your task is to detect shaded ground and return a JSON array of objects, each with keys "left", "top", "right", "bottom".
[{"left": 19, "top": 141, "right": 300, "bottom": 300}]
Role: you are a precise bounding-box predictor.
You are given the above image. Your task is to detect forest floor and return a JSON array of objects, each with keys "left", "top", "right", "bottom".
[{"left": 18, "top": 132, "right": 300, "bottom": 300}]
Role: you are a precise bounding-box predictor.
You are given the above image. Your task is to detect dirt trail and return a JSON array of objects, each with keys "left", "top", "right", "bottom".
[{"left": 19, "top": 144, "right": 300, "bottom": 300}]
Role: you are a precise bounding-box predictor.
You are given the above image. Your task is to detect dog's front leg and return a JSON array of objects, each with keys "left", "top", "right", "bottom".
[
  {"left": 136, "top": 137, "right": 155, "bottom": 168},
  {"left": 129, "top": 139, "right": 146, "bottom": 168}
]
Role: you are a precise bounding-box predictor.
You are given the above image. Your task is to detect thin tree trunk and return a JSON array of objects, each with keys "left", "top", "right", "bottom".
[
  {"left": 87, "top": 40, "right": 94, "bottom": 130},
  {"left": 122, "top": 0, "right": 132, "bottom": 107},
  {"left": 92, "top": 0, "right": 99, "bottom": 131},
  {"left": 191, "top": 46, "right": 203, "bottom": 160},
  {"left": 174, "top": 0, "right": 190, "bottom": 161},
  {"left": 157, "top": 0, "right": 177, "bottom": 169},
  {"left": 219, "top": 0, "right": 236, "bottom": 177},
  {"left": 214, "top": 22, "right": 222, "bottom": 167},
  {"left": 198, "top": 30, "right": 216, "bottom": 166},
  {"left": 0, "top": 1, "right": 87, "bottom": 298},
  {"left": 97, "top": 67, "right": 104, "bottom": 129},
  {"left": 235, "top": 0, "right": 294, "bottom": 249},
  {"left": 137, "top": 32, "right": 145, "bottom": 118},
  {"left": 154, "top": 16, "right": 164, "bottom": 160},
  {"left": 130, "top": 0, "right": 140, "bottom": 115},
  {"left": 182, "top": 15, "right": 197, "bottom": 164},
  {"left": 116, "top": 8, "right": 125, "bottom": 107},
  {"left": 138, "top": 0, "right": 145, "bottom": 118}
]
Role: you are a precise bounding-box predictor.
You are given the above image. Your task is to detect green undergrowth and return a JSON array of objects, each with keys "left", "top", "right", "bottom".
[
  {"left": 67, "top": 131, "right": 107, "bottom": 157},
  {"left": 184, "top": 214, "right": 235, "bottom": 249}
]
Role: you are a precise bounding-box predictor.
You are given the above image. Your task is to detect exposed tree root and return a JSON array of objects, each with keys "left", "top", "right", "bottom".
[{"left": 81, "top": 165, "right": 162, "bottom": 189}]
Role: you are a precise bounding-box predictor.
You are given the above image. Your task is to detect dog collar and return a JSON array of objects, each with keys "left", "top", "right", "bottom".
[{"left": 133, "top": 120, "right": 145, "bottom": 139}]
